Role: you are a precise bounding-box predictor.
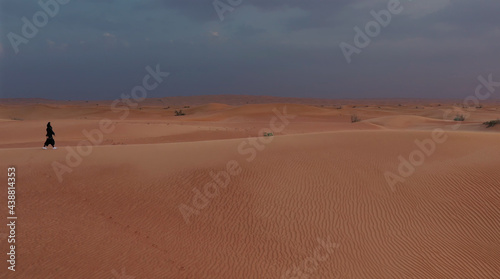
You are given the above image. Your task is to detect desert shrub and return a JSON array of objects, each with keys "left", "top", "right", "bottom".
[
  {"left": 483, "top": 119, "right": 500, "bottom": 128},
  {"left": 454, "top": 114, "right": 465, "bottom": 121},
  {"left": 351, "top": 114, "right": 361, "bottom": 123},
  {"left": 263, "top": 132, "right": 274, "bottom": 137},
  {"left": 175, "top": 110, "right": 185, "bottom": 116},
  {"left": 476, "top": 104, "right": 483, "bottom": 109},
  {"left": 184, "top": 106, "right": 190, "bottom": 108},
  {"left": 10, "top": 117, "right": 23, "bottom": 121}
]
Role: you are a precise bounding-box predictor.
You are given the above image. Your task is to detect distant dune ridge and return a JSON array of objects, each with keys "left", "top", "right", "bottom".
[
  {"left": 0, "top": 96, "right": 499, "bottom": 278},
  {"left": 3, "top": 94, "right": 500, "bottom": 106}
]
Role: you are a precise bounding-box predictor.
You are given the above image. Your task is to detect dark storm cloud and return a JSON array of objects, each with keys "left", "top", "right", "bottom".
[
  {"left": 139, "top": 0, "right": 352, "bottom": 22},
  {"left": 0, "top": 0, "right": 499, "bottom": 100}
]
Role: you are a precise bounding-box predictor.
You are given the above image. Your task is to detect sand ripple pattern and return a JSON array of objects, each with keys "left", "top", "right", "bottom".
[{"left": 0, "top": 131, "right": 499, "bottom": 278}]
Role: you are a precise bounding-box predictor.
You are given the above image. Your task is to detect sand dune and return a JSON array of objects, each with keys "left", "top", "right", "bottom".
[
  {"left": 0, "top": 97, "right": 499, "bottom": 278},
  {"left": 365, "top": 115, "right": 449, "bottom": 129}
]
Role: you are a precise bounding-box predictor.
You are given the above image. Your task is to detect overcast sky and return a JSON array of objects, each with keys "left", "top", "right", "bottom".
[{"left": 0, "top": 0, "right": 499, "bottom": 100}]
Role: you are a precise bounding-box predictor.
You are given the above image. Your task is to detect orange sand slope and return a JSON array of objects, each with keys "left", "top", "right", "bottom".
[
  {"left": 1, "top": 131, "right": 499, "bottom": 278},
  {"left": 0, "top": 98, "right": 500, "bottom": 278}
]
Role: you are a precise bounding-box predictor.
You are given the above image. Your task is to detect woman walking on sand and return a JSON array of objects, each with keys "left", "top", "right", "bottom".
[{"left": 43, "top": 122, "right": 57, "bottom": 150}]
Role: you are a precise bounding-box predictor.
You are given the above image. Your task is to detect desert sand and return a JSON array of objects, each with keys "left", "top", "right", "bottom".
[{"left": 0, "top": 95, "right": 499, "bottom": 278}]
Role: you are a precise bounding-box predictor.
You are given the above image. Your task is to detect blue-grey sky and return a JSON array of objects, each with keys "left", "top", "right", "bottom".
[{"left": 0, "top": 0, "right": 499, "bottom": 100}]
